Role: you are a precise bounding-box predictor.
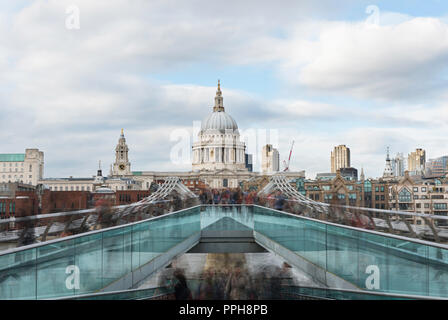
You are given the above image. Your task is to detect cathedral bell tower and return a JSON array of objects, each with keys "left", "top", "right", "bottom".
[{"left": 112, "top": 129, "right": 131, "bottom": 176}]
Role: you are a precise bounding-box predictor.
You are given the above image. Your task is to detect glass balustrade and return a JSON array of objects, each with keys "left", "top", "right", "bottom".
[
  {"left": 253, "top": 206, "right": 448, "bottom": 298},
  {"left": 0, "top": 204, "right": 447, "bottom": 299},
  {"left": 0, "top": 206, "right": 201, "bottom": 299}
]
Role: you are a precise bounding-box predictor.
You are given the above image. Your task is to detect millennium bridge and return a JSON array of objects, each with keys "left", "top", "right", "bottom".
[{"left": 0, "top": 176, "right": 447, "bottom": 300}]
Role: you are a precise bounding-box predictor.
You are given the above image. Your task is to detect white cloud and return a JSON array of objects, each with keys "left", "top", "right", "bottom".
[
  {"left": 277, "top": 17, "right": 448, "bottom": 100},
  {"left": 1, "top": 1, "right": 448, "bottom": 180}
]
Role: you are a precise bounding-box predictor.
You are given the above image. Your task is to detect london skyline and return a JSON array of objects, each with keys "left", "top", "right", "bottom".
[{"left": 1, "top": 1, "right": 448, "bottom": 179}]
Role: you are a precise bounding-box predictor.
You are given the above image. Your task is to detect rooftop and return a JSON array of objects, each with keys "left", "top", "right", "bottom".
[{"left": 0, "top": 154, "right": 25, "bottom": 162}]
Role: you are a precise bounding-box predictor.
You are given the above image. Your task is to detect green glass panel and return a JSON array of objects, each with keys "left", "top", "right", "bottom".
[
  {"left": 74, "top": 232, "right": 103, "bottom": 295},
  {"left": 357, "top": 232, "right": 390, "bottom": 292},
  {"left": 0, "top": 249, "right": 36, "bottom": 299},
  {"left": 386, "top": 237, "right": 428, "bottom": 296},
  {"left": 101, "top": 227, "right": 131, "bottom": 287},
  {"left": 326, "top": 225, "right": 359, "bottom": 285},
  {"left": 428, "top": 246, "right": 448, "bottom": 297},
  {"left": 36, "top": 239, "right": 75, "bottom": 299}
]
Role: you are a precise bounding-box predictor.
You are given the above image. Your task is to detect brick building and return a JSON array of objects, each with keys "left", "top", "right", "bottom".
[
  {"left": 0, "top": 183, "right": 39, "bottom": 219},
  {"left": 295, "top": 170, "right": 394, "bottom": 210},
  {"left": 116, "top": 190, "right": 151, "bottom": 205},
  {"left": 0, "top": 182, "right": 157, "bottom": 219}
]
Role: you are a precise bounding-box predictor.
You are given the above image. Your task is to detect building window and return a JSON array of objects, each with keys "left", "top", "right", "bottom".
[
  {"left": 413, "top": 187, "right": 418, "bottom": 192},
  {"left": 364, "top": 181, "right": 372, "bottom": 192},
  {"left": 380, "top": 186, "right": 384, "bottom": 192},
  {"left": 434, "top": 203, "right": 447, "bottom": 210},
  {"left": 416, "top": 203, "right": 421, "bottom": 208},
  {"left": 414, "top": 195, "right": 419, "bottom": 200},
  {"left": 424, "top": 203, "right": 430, "bottom": 208},
  {"left": 398, "top": 188, "right": 411, "bottom": 202},
  {"left": 422, "top": 187, "right": 427, "bottom": 192}
]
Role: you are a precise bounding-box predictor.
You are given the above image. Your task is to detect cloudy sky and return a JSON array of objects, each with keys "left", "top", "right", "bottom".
[{"left": 1, "top": 0, "right": 448, "bottom": 179}]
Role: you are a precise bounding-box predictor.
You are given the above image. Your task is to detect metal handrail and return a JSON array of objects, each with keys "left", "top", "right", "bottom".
[
  {"left": 0, "top": 205, "right": 201, "bottom": 257},
  {"left": 57, "top": 286, "right": 174, "bottom": 300},
  {"left": 253, "top": 204, "right": 448, "bottom": 249},
  {"left": 262, "top": 196, "right": 448, "bottom": 221},
  {"left": 281, "top": 285, "right": 446, "bottom": 300}
]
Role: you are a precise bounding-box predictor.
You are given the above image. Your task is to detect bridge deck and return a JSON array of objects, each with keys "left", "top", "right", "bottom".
[{"left": 0, "top": 205, "right": 447, "bottom": 300}]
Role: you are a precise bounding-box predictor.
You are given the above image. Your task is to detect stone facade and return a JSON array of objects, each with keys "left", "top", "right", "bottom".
[
  {"left": 112, "top": 129, "right": 131, "bottom": 176},
  {"left": 389, "top": 172, "right": 448, "bottom": 226},
  {"left": 192, "top": 81, "right": 247, "bottom": 173},
  {"left": 299, "top": 170, "right": 391, "bottom": 210},
  {"left": 0, "top": 149, "right": 44, "bottom": 186}
]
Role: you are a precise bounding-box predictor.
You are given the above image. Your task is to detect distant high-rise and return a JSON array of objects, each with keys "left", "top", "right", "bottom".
[
  {"left": 261, "top": 144, "right": 279, "bottom": 173},
  {"left": 331, "top": 145, "right": 350, "bottom": 173},
  {"left": 391, "top": 153, "right": 405, "bottom": 177},
  {"left": 426, "top": 156, "right": 448, "bottom": 177},
  {"left": 245, "top": 153, "right": 253, "bottom": 172},
  {"left": 408, "top": 148, "right": 426, "bottom": 175}
]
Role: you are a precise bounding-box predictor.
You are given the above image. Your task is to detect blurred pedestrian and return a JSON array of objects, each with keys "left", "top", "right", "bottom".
[
  {"left": 274, "top": 191, "right": 286, "bottom": 211},
  {"left": 173, "top": 268, "right": 192, "bottom": 300}
]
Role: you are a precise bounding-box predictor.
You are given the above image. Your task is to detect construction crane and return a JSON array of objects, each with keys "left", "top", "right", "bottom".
[{"left": 283, "top": 140, "right": 295, "bottom": 172}]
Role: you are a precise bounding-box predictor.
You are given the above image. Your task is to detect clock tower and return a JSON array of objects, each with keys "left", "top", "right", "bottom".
[{"left": 112, "top": 129, "right": 131, "bottom": 176}]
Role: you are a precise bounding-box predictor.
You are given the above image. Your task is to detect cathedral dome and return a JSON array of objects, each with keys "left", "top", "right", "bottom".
[
  {"left": 201, "top": 111, "right": 238, "bottom": 133},
  {"left": 200, "top": 80, "right": 238, "bottom": 133}
]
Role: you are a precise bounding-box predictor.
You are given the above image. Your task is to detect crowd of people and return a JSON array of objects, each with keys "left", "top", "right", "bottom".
[
  {"left": 197, "top": 188, "right": 288, "bottom": 211},
  {"left": 159, "top": 258, "right": 294, "bottom": 300}
]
